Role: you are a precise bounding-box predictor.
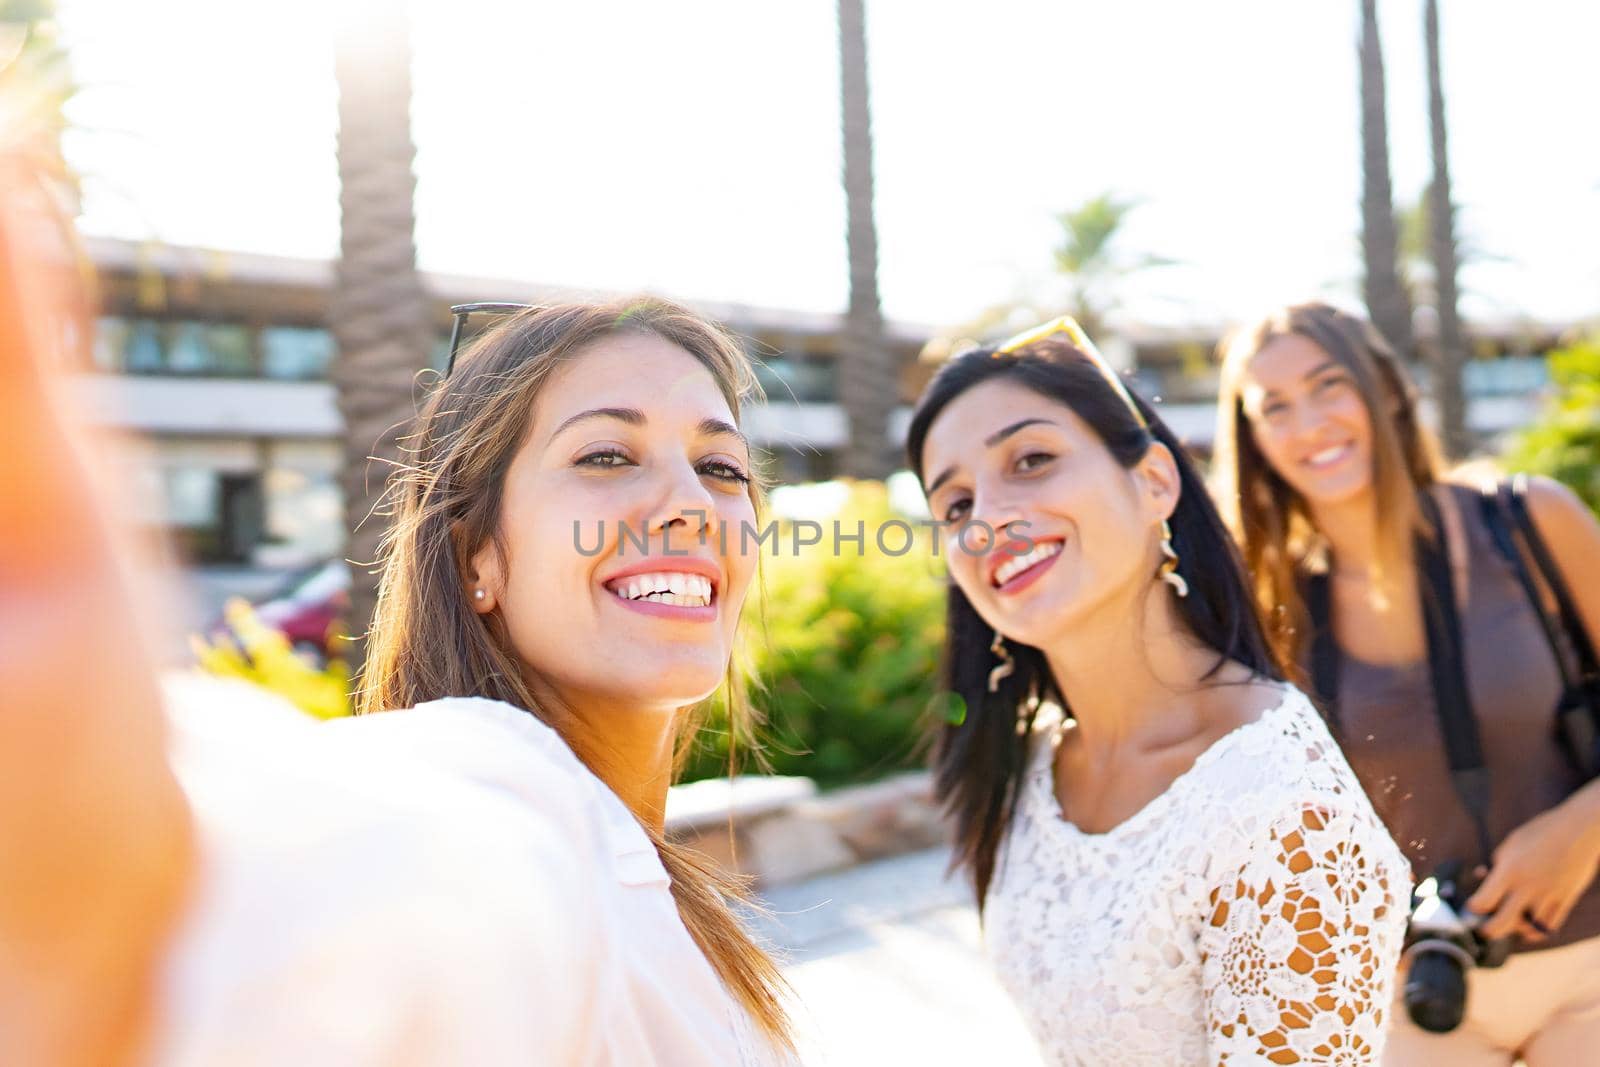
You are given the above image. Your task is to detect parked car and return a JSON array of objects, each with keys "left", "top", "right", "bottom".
[{"left": 219, "top": 559, "right": 350, "bottom": 664}]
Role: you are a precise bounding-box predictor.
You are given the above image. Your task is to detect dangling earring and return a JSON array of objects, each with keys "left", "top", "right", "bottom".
[
  {"left": 988, "top": 629, "right": 1016, "bottom": 693},
  {"left": 1159, "top": 520, "right": 1189, "bottom": 598}
]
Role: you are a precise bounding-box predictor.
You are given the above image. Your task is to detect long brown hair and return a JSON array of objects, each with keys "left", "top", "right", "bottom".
[
  {"left": 358, "top": 297, "right": 791, "bottom": 1048},
  {"left": 1214, "top": 301, "right": 1443, "bottom": 669}
]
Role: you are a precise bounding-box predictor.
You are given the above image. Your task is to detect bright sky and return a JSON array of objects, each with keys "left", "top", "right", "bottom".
[{"left": 56, "top": 0, "right": 1600, "bottom": 332}]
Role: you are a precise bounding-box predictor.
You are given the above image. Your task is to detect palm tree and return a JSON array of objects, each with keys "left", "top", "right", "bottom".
[
  {"left": 0, "top": 0, "right": 78, "bottom": 216},
  {"left": 1358, "top": 0, "right": 1414, "bottom": 360},
  {"left": 1052, "top": 193, "right": 1169, "bottom": 342},
  {"left": 330, "top": 5, "right": 434, "bottom": 646},
  {"left": 835, "top": 0, "right": 896, "bottom": 480},
  {"left": 932, "top": 193, "right": 1166, "bottom": 362},
  {"left": 1424, "top": 0, "right": 1470, "bottom": 458}
]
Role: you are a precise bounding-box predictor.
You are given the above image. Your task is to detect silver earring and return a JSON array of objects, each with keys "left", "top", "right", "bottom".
[
  {"left": 474, "top": 589, "right": 486, "bottom": 601},
  {"left": 988, "top": 629, "right": 1016, "bottom": 693},
  {"left": 1159, "top": 520, "right": 1189, "bottom": 598}
]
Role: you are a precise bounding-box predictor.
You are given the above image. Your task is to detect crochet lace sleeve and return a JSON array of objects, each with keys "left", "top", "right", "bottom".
[{"left": 1198, "top": 800, "right": 1410, "bottom": 1064}]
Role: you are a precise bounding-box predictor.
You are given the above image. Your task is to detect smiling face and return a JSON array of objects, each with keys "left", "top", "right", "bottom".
[
  {"left": 467, "top": 330, "right": 758, "bottom": 714},
  {"left": 918, "top": 377, "right": 1177, "bottom": 650},
  {"left": 1237, "top": 333, "right": 1377, "bottom": 510}
]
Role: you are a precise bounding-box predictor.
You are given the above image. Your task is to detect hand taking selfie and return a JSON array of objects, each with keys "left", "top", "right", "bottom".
[{"left": 1469, "top": 785, "right": 1600, "bottom": 943}]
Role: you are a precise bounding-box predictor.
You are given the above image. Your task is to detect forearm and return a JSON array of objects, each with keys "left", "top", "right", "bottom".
[
  {"left": 0, "top": 154, "right": 195, "bottom": 1067},
  {"left": 1555, "top": 777, "right": 1600, "bottom": 858}
]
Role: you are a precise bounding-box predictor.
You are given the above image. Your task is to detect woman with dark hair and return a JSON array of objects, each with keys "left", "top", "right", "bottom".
[
  {"left": 906, "top": 318, "right": 1409, "bottom": 1065},
  {"left": 1216, "top": 302, "right": 1600, "bottom": 1065}
]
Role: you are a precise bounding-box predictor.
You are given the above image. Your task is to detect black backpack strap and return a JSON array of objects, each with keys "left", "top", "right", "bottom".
[
  {"left": 1304, "top": 570, "right": 1341, "bottom": 729},
  {"left": 1479, "top": 482, "right": 1581, "bottom": 694},
  {"left": 1416, "top": 490, "right": 1495, "bottom": 863},
  {"left": 1496, "top": 475, "right": 1600, "bottom": 778},
  {"left": 1502, "top": 475, "right": 1600, "bottom": 684}
]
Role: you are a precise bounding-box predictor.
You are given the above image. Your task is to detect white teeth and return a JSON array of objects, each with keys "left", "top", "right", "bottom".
[
  {"left": 1306, "top": 444, "right": 1350, "bottom": 468},
  {"left": 994, "top": 541, "right": 1063, "bottom": 587},
  {"left": 608, "top": 571, "right": 714, "bottom": 607}
]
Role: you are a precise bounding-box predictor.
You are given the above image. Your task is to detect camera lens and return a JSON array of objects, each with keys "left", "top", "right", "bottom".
[{"left": 1404, "top": 951, "right": 1468, "bottom": 1033}]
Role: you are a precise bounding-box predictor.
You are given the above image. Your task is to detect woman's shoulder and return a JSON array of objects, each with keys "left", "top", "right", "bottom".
[
  {"left": 321, "top": 697, "right": 600, "bottom": 821},
  {"left": 1199, "top": 685, "right": 1377, "bottom": 819},
  {"left": 158, "top": 683, "right": 617, "bottom": 1066}
]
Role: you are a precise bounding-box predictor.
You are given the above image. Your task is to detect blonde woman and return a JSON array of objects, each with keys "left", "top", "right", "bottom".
[{"left": 1216, "top": 301, "right": 1600, "bottom": 1065}]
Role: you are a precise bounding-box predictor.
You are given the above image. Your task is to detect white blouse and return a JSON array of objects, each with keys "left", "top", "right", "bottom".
[
  {"left": 984, "top": 686, "right": 1411, "bottom": 1066},
  {"left": 150, "top": 677, "right": 783, "bottom": 1067}
]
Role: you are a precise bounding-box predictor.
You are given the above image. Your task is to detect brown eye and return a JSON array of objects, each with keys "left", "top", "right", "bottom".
[
  {"left": 943, "top": 498, "right": 972, "bottom": 522},
  {"left": 576, "top": 450, "right": 632, "bottom": 468},
  {"left": 698, "top": 459, "right": 751, "bottom": 485}
]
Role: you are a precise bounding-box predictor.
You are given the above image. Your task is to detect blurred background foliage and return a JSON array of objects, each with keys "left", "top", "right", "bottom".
[
  {"left": 1506, "top": 336, "right": 1600, "bottom": 513},
  {"left": 684, "top": 481, "right": 947, "bottom": 786},
  {"left": 191, "top": 598, "right": 352, "bottom": 720}
]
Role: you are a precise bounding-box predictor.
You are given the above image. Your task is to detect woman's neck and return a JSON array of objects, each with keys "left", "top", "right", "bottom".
[
  {"left": 1308, "top": 490, "right": 1383, "bottom": 577},
  {"left": 1042, "top": 583, "right": 1231, "bottom": 757},
  {"left": 529, "top": 681, "right": 678, "bottom": 832}
]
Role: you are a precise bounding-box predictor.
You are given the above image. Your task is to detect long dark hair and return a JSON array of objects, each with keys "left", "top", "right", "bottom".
[{"left": 905, "top": 339, "right": 1283, "bottom": 909}]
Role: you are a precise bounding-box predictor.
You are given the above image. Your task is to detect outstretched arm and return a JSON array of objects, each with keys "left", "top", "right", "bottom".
[{"left": 0, "top": 157, "right": 195, "bottom": 1065}]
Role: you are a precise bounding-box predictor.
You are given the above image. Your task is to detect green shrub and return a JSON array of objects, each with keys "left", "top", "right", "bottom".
[
  {"left": 1505, "top": 337, "right": 1600, "bottom": 513},
  {"left": 682, "top": 481, "right": 949, "bottom": 786}
]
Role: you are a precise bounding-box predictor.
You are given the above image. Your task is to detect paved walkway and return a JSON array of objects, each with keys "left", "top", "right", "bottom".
[{"left": 753, "top": 848, "right": 1043, "bottom": 1066}]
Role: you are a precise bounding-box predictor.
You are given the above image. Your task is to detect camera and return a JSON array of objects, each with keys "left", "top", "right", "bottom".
[{"left": 1401, "top": 860, "right": 1515, "bottom": 1033}]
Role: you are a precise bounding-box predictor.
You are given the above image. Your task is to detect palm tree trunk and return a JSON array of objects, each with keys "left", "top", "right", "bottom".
[
  {"left": 836, "top": 0, "right": 896, "bottom": 480},
  {"left": 1425, "top": 0, "right": 1470, "bottom": 458},
  {"left": 331, "top": 7, "right": 434, "bottom": 649},
  {"left": 1358, "top": 0, "right": 1415, "bottom": 360}
]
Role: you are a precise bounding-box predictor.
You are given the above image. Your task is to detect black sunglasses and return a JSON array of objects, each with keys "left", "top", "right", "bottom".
[{"left": 445, "top": 302, "right": 540, "bottom": 376}]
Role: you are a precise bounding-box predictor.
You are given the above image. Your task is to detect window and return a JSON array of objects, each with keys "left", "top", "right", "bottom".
[
  {"left": 1464, "top": 356, "right": 1548, "bottom": 397},
  {"left": 167, "top": 322, "right": 254, "bottom": 376},
  {"left": 93, "top": 317, "right": 128, "bottom": 371},
  {"left": 263, "top": 465, "right": 344, "bottom": 561},
  {"left": 161, "top": 466, "right": 265, "bottom": 564},
  {"left": 124, "top": 320, "right": 165, "bottom": 373},
  {"left": 762, "top": 445, "right": 839, "bottom": 484},
  {"left": 262, "top": 326, "right": 335, "bottom": 380},
  {"left": 754, "top": 354, "right": 838, "bottom": 404}
]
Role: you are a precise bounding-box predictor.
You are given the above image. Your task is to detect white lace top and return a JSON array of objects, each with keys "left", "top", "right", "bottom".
[{"left": 984, "top": 686, "right": 1411, "bottom": 1066}]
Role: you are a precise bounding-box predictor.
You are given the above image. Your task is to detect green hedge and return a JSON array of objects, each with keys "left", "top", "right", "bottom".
[
  {"left": 682, "top": 481, "right": 949, "bottom": 786},
  {"left": 1505, "top": 337, "right": 1600, "bottom": 513}
]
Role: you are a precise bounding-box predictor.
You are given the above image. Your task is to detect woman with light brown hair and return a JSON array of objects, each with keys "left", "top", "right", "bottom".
[
  {"left": 322, "top": 297, "right": 796, "bottom": 1063},
  {"left": 1, "top": 279, "right": 798, "bottom": 1061},
  {"left": 1216, "top": 301, "right": 1600, "bottom": 1065}
]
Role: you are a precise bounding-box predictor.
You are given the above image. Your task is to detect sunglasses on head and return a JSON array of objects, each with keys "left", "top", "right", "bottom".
[
  {"left": 994, "top": 315, "right": 1150, "bottom": 432},
  {"left": 444, "top": 302, "right": 542, "bottom": 376}
]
